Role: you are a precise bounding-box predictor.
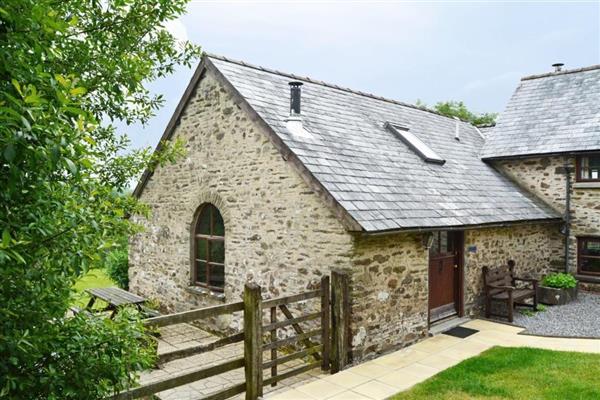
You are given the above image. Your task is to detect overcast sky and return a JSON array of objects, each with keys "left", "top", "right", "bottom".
[{"left": 123, "top": 1, "right": 600, "bottom": 151}]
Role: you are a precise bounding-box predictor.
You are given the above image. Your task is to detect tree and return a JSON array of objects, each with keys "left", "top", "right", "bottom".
[
  {"left": 0, "top": 1, "right": 199, "bottom": 398},
  {"left": 417, "top": 100, "right": 497, "bottom": 126}
]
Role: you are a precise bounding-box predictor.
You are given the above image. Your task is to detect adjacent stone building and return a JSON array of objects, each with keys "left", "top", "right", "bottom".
[
  {"left": 482, "top": 64, "right": 600, "bottom": 289},
  {"left": 130, "top": 55, "right": 598, "bottom": 361}
]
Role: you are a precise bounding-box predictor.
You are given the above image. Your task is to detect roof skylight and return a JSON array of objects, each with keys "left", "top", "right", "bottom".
[{"left": 385, "top": 122, "right": 445, "bottom": 165}]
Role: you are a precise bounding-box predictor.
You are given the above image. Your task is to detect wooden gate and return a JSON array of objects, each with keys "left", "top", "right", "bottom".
[{"left": 110, "top": 271, "right": 350, "bottom": 400}]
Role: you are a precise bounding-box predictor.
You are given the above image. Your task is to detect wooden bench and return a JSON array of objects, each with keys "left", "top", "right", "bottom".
[{"left": 482, "top": 260, "right": 538, "bottom": 322}]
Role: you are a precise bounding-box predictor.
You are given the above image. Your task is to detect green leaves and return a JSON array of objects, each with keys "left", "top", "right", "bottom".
[
  {"left": 416, "top": 100, "right": 497, "bottom": 126},
  {"left": 69, "top": 87, "right": 87, "bottom": 97},
  {"left": 542, "top": 272, "right": 578, "bottom": 289},
  {"left": 20, "top": 116, "right": 31, "bottom": 131},
  {"left": 3, "top": 144, "right": 15, "bottom": 162},
  {"left": 1, "top": 0, "right": 197, "bottom": 397},
  {"left": 11, "top": 80, "right": 23, "bottom": 97},
  {"left": 2, "top": 228, "right": 11, "bottom": 247},
  {"left": 64, "top": 158, "right": 78, "bottom": 175}
]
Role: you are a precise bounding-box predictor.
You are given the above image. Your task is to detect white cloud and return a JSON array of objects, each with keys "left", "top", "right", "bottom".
[
  {"left": 165, "top": 19, "right": 189, "bottom": 43},
  {"left": 184, "top": 2, "right": 438, "bottom": 47}
]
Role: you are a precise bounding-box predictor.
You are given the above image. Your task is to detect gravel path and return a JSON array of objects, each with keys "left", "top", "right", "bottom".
[{"left": 513, "top": 292, "right": 600, "bottom": 338}]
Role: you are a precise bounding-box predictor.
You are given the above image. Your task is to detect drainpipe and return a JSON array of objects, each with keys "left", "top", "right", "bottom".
[{"left": 563, "top": 161, "right": 572, "bottom": 273}]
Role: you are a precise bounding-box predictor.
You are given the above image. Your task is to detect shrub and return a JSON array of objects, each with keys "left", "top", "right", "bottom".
[
  {"left": 0, "top": 0, "right": 196, "bottom": 397},
  {"left": 106, "top": 244, "right": 129, "bottom": 290},
  {"left": 1, "top": 306, "right": 156, "bottom": 399},
  {"left": 542, "top": 273, "right": 578, "bottom": 289}
]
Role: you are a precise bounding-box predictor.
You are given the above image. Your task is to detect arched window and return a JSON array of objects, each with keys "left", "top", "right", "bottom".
[{"left": 192, "top": 204, "right": 225, "bottom": 291}]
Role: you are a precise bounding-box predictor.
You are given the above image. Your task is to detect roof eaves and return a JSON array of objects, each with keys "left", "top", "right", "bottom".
[
  {"left": 482, "top": 149, "right": 600, "bottom": 161},
  {"left": 359, "top": 216, "right": 563, "bottom": 236}
]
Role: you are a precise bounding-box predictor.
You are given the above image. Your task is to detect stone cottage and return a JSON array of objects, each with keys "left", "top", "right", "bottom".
[
  {"left": 129, "top": 54, "right": 599, "bottom": 360},
  {"left": 481, "top": 64, "right": 600, "bottom": 290}
]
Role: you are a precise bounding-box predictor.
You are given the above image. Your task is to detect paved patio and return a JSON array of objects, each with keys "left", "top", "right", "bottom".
[
  {"left": 267, "top": 319, "right": 600, "bottom": 400},
  {"left": 140, "top": 323, "right": 324, "bottom": 399}
]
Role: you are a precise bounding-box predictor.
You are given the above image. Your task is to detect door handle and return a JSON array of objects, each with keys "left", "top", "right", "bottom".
[{"left": 454, "top": 264, "right": 458, "bottom": 269}]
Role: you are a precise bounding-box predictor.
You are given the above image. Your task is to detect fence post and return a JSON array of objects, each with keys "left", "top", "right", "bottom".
[
  {"left": 320, "top": 275, "right": 331, "bottom": 371},
  {"left": 244, "top": 283, "right": 263, "bottom": 400},
  {"left": 269, "top": 306, "right": 277, "bottom": 386},
  {"left": 331, "top": 270, "right": 349, "bottom": 374}
]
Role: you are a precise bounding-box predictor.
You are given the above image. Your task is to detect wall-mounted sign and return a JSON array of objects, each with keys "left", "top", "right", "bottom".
[{"left": 468, "top": 245, "right": 477, "bottom": 253}]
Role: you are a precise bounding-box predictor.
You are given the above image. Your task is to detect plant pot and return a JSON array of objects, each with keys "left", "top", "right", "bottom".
[{"left": 537, "top": 285, "right": 578, "bottom": 305}]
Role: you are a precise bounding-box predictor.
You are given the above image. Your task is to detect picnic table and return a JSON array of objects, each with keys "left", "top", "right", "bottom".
[{"left": 85, "top": 287, "right": 146, "bottom": 318}]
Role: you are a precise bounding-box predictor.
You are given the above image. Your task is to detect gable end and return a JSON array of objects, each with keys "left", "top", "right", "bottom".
[{"left": 132, "top": 55, "right": 364, "bottom": 232}]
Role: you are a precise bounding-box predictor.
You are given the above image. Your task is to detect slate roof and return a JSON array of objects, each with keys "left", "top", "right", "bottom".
[
  {"left": 476, "top": 124, "right": 495, "bottom": 138},
  {"left": 481, "top": 65, "right": 600, "bottom": 159},
  {"left": 205, "top": 55, "right": 560, "bottom": 232}
]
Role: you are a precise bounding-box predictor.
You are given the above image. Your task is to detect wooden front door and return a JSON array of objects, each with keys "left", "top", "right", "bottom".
[{"left": 428, "top": 231, "right": 463, "bottom": 323}]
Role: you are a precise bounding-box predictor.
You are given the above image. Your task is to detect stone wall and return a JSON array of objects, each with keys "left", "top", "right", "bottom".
[
  {"left": 463, "top": 223, "right": 564, "bottom": 314},
  {"left": 345, "top": 223, "right": 564, "bottom": 361},
  {"left": 495, "top": 156, "right": 600, "bottom": 276},
  {"left": 129, "top": 69, "right": 353, "bottom": 331},
  {"left": 129, "top": 67, "right": 591, "bottom": 364},
  {"left": 348, "top": 232, "right": 429, "bottom": 360}
]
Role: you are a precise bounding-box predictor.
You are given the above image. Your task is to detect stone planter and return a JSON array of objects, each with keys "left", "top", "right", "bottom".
[{"left": 537, "top": 285, "right": 578, "bottom": 305}]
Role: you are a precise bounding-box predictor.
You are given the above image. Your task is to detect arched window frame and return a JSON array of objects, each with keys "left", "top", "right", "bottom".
[{"left": 191, "top": 203, "right": 225, "bottom": 292}]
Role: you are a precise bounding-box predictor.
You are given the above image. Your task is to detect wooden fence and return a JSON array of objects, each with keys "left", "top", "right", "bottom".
[{"left": 110, "top": 271, "right": 350, "bottom": 400}]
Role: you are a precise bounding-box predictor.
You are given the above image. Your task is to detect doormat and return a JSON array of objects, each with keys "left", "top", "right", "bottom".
[{"left": 443, "top": 326, "right": 478, "bottom": 339}]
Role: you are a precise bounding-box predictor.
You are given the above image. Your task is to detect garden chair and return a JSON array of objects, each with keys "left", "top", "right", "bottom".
[{"left": 482, "top": 260, "right": 538, "bottom": 322}]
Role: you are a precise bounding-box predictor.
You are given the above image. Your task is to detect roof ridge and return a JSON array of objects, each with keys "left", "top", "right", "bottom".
[
  {"left": 204, "top": 52, "right": 476, "bottom": 125},
  {"left": 521, "top": 64, "right": 600, "bottom": 81}
]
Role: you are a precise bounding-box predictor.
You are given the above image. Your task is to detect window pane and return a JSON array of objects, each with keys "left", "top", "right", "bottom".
[
  {"left": 388, "top": 124, "right": 445, "bottom": 164},
  {"left": 440, "top": 231, "right": 449, "bottom": 253},
  {"left": 429, "top": 233, "right": 439, "bottom": 256},
  {"left": 210, "top": 240, "right": 225, "bottom": 264},
  {"left": 590, "top": 156, "right": 600, "bottom": 180},
  {"left": 196, "top": 261, "right": 207, "bottom": 284},
  {"left": 197, "top": 206, "right": 211, "bottom": 235},
  {"left": 582, "top": 239, "right": 600, "bottom": 256},
  {"left": 581, "top": 258, "right": 600, "bottom": 274},
  {"left": 580, "top": 156, "right": 589, "bottom": 178},
  {"left": 209, "top": 263, "right": 225, "bottom": 288},
  {"left": 196, "top": 238, "right": 207, "bottom": 260},
  {"left": 213, "top": 208, "right": 225, "bottom": 236},
  {"left": 580, "top": 156, "right": 600, "bottom": 180}
]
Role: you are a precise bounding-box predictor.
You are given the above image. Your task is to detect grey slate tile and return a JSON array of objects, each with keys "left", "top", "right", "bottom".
[
  {"left": 482, "top": 66, "right": 600, "bottom": 158},
  {"left": 209, "top": 55, "right": 561, "bottom": 232}
]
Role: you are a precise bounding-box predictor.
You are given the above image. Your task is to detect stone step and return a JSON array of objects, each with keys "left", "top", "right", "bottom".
[{"left": 428, "top": 316, "right": 471, "bottom": 336}]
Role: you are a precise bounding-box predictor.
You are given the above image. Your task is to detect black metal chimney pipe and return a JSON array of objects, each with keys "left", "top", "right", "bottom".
[
  {"left": 552, "top": 63, "right": 564, "bottom": 72},
  {"left": 289, "top": 81, "right": 303, "bottom": 116}
]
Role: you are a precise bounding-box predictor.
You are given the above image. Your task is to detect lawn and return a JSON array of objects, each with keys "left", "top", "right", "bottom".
[
  {"left": 72, "top": 268, "right": 115, "bottom": 308},
  {"left": 391, "top": 347, "right": 600, "bottom": 400}
]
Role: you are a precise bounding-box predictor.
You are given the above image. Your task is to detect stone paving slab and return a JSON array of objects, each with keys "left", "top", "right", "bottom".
[
  {"left": 139, "top": 323, "right": 324, "bottom": 399},
  {"left": 267, "top": 319, "right": 600, "bottom": 400}
]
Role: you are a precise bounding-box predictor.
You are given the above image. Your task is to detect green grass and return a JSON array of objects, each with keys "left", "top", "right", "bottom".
[
  {"left": 72, "top": 268, "right": 116, "bottom": 308},
  {"left": 391, "top": 347, "right": 600, "bottom": 400}
]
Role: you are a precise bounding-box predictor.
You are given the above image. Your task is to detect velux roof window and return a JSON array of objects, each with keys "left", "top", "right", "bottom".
[{"left": 385, "top": 122, "right": 445, "bottom": 165}]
